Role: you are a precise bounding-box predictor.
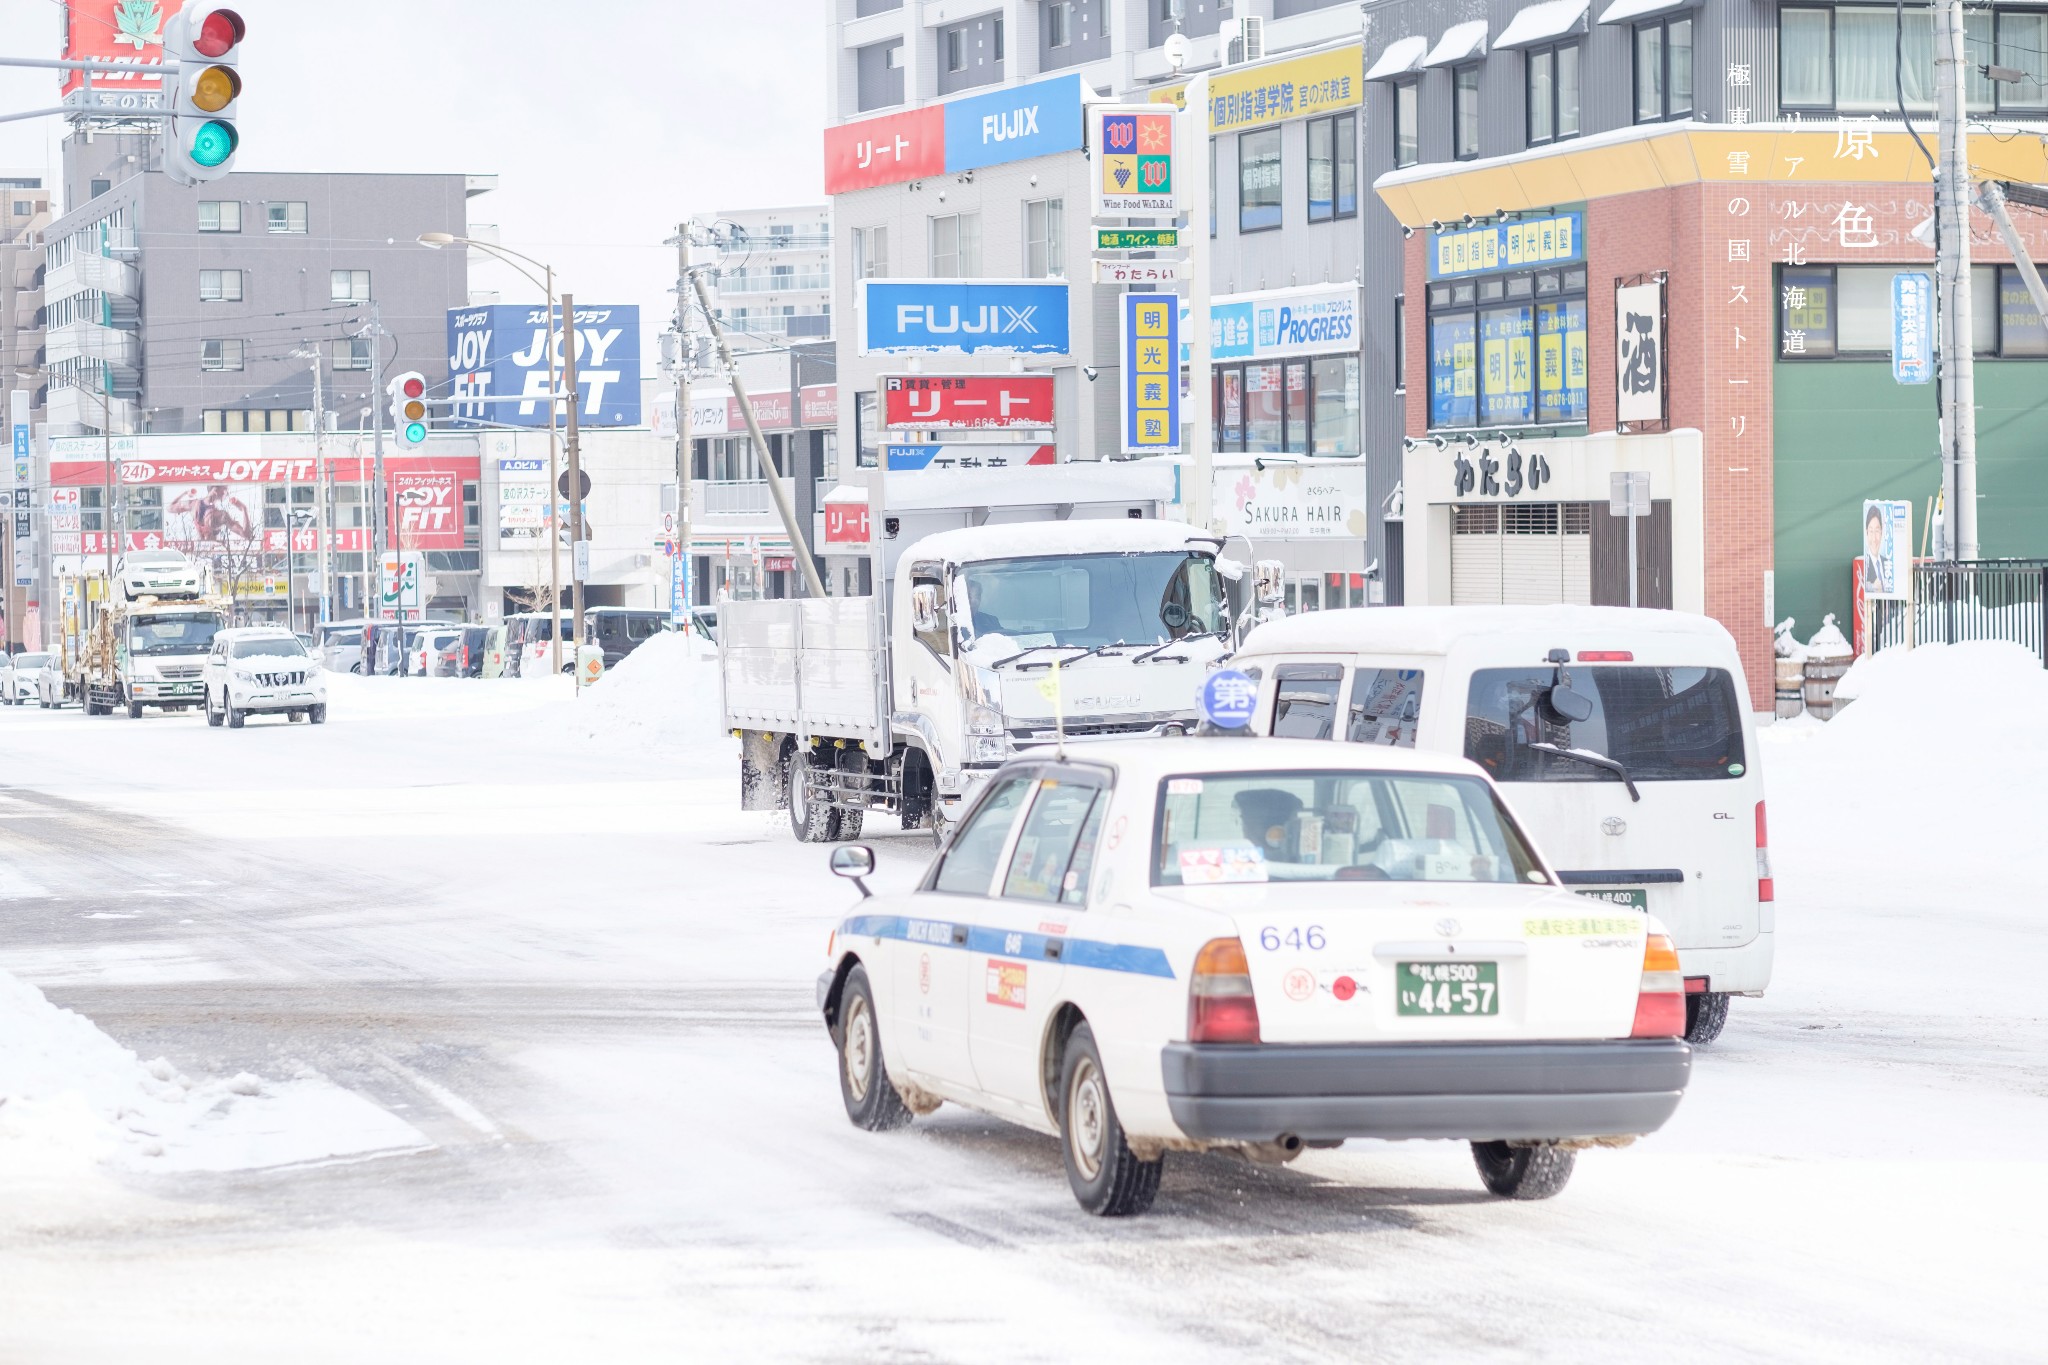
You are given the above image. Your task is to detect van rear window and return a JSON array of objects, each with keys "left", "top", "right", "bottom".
[{"left": 1464, "top": 667, "right": 1747, "bottom": 783}]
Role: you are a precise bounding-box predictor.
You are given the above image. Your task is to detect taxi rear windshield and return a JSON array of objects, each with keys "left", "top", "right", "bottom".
[
  {"left": 1154, "top": 770, "right": 1545, "bottom": 887},
  {"left": 1465, "top": 666, "right": 1747, "bottom": 783}
]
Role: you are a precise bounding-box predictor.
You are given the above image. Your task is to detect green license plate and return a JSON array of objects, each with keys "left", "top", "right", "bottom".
[
  {"left": 1396, "top": 961, "right": 1499, "bottom": 1016},
  {"left": 1575, "top": 888, "right": 1647, "bottom": 911}
]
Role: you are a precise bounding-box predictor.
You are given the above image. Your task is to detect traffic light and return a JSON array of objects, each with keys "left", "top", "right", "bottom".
[
  {"left": 162, "top": 7, "right": 246, "bottom": 187},
  {"left": 388, "top": 372, "right": 428, "bottom": 447}
]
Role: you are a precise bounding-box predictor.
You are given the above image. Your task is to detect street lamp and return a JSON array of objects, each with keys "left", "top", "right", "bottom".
[{"left": 419, "top": 232, "right": 568, "bottom": 671}]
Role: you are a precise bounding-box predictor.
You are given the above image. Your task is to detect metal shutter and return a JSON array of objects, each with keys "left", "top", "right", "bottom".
[
  {"left": 1451, "top": 505, "right": 1503, "bottom": 605},
  {"left": 1499, "top": 503, "right": 1562, "bottom": 606},
  {"left": 1561, "top": 502, "right": 1594, "bottom": 605}
]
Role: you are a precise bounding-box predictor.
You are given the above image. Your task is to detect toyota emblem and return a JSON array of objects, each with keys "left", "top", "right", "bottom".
[
  {"left": 1434, "top": 918, "right": 1461, "bottom": 938},
  {"left": 1601, "top": 816, "right": 1628, "bottom": 836}
]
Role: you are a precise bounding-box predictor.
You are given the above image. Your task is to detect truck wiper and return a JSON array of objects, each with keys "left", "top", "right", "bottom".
[
  {"left": 1016, "top": 641, "right": 1129, "bottom": 671},
  {"left": 989, "top": 643, "right": 1090, "bottom": 670},
  {"left": 1529, "top": 742, "right": 1641, "bottom": 803},
  {"left": 1129, "top": 638, "right": 1192, "bottom": 665}
]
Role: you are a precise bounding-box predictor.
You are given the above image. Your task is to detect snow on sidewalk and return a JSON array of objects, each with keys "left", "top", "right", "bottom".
[{"left": 0, "top": 967, "right": 427, "bottom": 1176}]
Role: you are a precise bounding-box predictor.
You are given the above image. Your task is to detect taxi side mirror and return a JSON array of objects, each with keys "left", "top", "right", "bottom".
[{"left": 830, "top": 844, "right": 876, "bottom": 898}]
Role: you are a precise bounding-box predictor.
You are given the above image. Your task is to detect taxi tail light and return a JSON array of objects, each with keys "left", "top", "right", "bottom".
[
  {"left": 1189, "top": 937, "right": 1261, "bottom": 1044},
  {"left": 1630, "top": 933, "right": 1685, "bottom": 1038},
  {"left": 1755, "top": 800, "right": 1774, "bottom": 903}
]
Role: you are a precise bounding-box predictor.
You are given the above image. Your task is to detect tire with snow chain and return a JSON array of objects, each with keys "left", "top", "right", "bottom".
[
  {"left": 1471, "top": 1141, "right": 1576, "bottom": 1200},
  {"left": 1685, "top": 991, "right": 1730, "bottom": 1044},
  {"left": 1059, "top": 1022, "right": 1162, "bottom": 1217},
  {"left": 787, "top": 747, "right": 840, "bottom": 843},
  {"left": 835, "top": 963, "right": 912, "bottom": 1131}
]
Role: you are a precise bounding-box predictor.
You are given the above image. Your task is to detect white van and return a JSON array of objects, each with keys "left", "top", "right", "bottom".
[{"left": 1234, "top": 606, "right": 1770, "bottom": 1043}]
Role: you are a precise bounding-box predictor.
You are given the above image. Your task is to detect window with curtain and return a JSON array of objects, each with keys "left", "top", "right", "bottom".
[
  {"left": 1239, "top": 128, "right": 1282, "bottom": 232},
  {"left": 1780, "top": 5, "right": 1997, "bottom": 113},
  {"left": 1023, "top": 198, "right": 1064, "bottom": 277},
  {"left": 928, "top": 213, "right": 982, "bottom": 275},
  {"left": 1305, "top": 112, "right": 1356, "bottom": 222},
  {"left": 1634, "top": 16, "right": 1692, "bottom": 122},
  {"left": 1454, "top": 65, "right": 1481, "bottom": 158},
  {"left": 1394, "top": 80, "right": 1419, "bottom": 168}
]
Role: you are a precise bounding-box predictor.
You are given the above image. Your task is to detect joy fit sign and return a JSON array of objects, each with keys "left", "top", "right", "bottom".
[{"left": 391, "top": 470, "right": 462, "bottom": 549}]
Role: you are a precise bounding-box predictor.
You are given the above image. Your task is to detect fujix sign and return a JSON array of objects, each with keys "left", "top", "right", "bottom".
[
  {"left": 826, "top": 73, "right": 1084, "bottom": 194},
  {"left": 859, "top": 280, "right": 1070, "bottom": 356},
  {"left": 882, "top": 375, "right": 1055, "bottom": 429}
]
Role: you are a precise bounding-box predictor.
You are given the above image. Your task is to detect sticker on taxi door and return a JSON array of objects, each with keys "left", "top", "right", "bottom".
[{"left": 986, "top": 959, "right": 1028, "bottom": 1009}]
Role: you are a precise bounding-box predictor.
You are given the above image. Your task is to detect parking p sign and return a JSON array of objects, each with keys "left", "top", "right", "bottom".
[{"left": 1199, "top": 669, "right": 1259, "bottom": 730}]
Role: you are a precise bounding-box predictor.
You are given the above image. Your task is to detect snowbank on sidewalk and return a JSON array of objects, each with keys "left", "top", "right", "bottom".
[
  {"left": 0, "top": 968, "right": 427, "bottom": 1174},
  {"left": 553, "top": 631, "right": 728, "bottom": 754}
]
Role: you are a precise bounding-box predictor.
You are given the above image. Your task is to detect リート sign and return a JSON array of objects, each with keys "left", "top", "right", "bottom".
[
  {"left": 858, "top": 280, "right": 1070, "bottom": 356},
  {"left": 882, "top": 375, "right": 1054, "bottom": 430},
  {"left": 1120, "top": 293, "right": 1179, "bottom": 455},
  {"left": 823, "top": 105, "right": 945, "bottom": 194}
]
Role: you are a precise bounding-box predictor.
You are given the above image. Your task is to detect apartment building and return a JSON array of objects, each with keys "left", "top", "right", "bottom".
[{"left": 693, "top": 206, "right": 834, "bottom": 349}]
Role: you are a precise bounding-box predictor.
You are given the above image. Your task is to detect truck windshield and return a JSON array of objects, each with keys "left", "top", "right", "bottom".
[
  {"left": 960, "top": 552, "right": 1225, "bottom": 648},
  {"left": 1464, "top": 667, "right": 1748, "bottom": 783},
  {"left": 130, "top": 614, "right": 221, "bottom": 655}
]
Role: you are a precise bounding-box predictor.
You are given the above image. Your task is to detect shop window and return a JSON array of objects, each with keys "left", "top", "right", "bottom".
[
  {"left": 1780, "top": 5, "right": 1998, "bottom": 114},
  {"left": 1454, "top": 66, "right": 1481, "bottom": 159},
  {"left": 1393, "top": 80, "right": 1419, "bottom": 169},
  {"left": 1778, "top": 264, "right": 2029, "bottom": 358},
  {"left": 1239, "top": 128, "right": 1283, "bottom": 232},
  {"left": 1527, "top": 42, "right": 1580, "bottom": 146},
  {"left": 1023, "top": 198, "right": 1063, "bottom": 278},
  {"left": 1245, "top": 362, "right": 1284, "bottom": 451},
  {"left": 1312, "top": 356, "right": 1359, "bottom": 455},
  {"left": 1634, "top": 16, "right": 1692, "bottom": 123},
  {"left": 1306, "top": 112, "right": 1356, "bottom": 223},
  {"left": 1429, "top": 251, "right": 1588, "bottom": 431},
  {"left": 1210, "top": 355, "right": 1360, "bottom": 456}
]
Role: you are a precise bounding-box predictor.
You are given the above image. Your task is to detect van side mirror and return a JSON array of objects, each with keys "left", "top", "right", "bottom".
[
  {"left": 1254, "top": 559, "right": 1286, "bottom": 606},
  {"left": 909, "top": 583, "right": 941, "bottom": 634},
  {"left": 1545, "top": 684, "right": 1595, "bottom": 724},
  {"left": 830, "top": 844, "right": 876, "bottom": 898}
]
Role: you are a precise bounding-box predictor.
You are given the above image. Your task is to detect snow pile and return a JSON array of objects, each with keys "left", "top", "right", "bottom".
[
  {"left": 0, "top": 967, "right": 427, "bottom": 1174},
  {"left": 556, "top": 631, "right": 727, "bottom": 752},
  {"left": 1763, "top": 640, "right": 2048, "bottom": 911},
  {"left": 322, "top": 668, "right": 575, "bottom": 720}
]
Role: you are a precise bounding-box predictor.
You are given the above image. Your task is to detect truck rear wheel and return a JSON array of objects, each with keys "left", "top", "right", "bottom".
[
  {"left": 787, "top": 747, "right": 840, "bottom": 843},
  {"left": 127, "top": 697, "right": 143, "bottom": 719}
]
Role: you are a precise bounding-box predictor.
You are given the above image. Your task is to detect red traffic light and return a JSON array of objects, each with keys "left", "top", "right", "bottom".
[
  {"left": 195, "top": 9, "right": 246, "bottom": 59},
  {"left": 402, "top": 376, "right": 425, "bottom": 399}
]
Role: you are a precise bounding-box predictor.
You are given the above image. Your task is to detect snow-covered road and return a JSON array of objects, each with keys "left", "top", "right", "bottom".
[{"left": 1, "top": 642, "right": 2042, "bottom": 1362}]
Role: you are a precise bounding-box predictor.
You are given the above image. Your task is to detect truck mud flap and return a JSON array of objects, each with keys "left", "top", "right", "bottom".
[{"left": 738, "top": 731, "right": 786, "bottom": 811}]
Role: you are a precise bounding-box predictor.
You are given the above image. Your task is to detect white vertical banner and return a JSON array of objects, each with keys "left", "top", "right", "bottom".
[{"left": 1614, "top": 280, "right": 1665, "bottom": 426}]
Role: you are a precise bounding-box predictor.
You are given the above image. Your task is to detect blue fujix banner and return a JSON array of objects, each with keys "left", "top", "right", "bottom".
[
  {"left": 1892, "top": 271, "right": 1934, "bottom": 385},
  {"left": 446, "top": 303, "right": 642, "bottom": 428},
  {"left": 943, "top": 73, "right": 1084, "bottom": 173},
  {"left": 859, "top": 280, "right": 1070, "bottom": 355}
]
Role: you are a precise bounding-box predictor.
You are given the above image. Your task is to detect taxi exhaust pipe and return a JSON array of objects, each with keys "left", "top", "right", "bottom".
[{"left": 1239, "top": 1134, "right": 1305, "bottom": 1165}]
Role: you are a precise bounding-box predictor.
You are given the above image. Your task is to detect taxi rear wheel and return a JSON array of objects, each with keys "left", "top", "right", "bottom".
[
  {"left": 1685, "top": 991, "right": 1730, "bottom": 1044},
  {"left": 835, "top": 964, "right": 911, "bottom": 1132},
  {"left": 1471, "top": 1141, "right": 1575, "bottom": 1200},
  {"left": 1058, "top": 1023, "right": 1161, "bottom": 1217}
]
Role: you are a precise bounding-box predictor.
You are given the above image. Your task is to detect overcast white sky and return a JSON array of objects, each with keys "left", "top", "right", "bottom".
[{"left": 0, "top": 0, "right": 826, "bottom": 358}]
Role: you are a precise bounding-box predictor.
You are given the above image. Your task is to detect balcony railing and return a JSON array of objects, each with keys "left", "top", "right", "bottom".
[
  {"left": 46, "top": 320, "right": 139, "bottom": 370},
  {"left": 691, "top": 478, "right": 846, "bottom": 519},
  {"left": 719, "top": 270, "right": 832, "bottom": 294},
  {"left": 731, "top": 232, "right": 832, "bottom": 252}
]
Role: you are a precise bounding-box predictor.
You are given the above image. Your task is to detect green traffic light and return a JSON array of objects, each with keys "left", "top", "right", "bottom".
[
  {"left": 190, "top": 120, "right": 238, "bottom": 168},
  {"left": 405, "top": 421, "right": 427, "bottom": 444}
]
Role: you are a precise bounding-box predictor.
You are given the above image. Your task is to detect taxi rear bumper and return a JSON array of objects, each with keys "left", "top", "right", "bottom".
[{"left": 1160, "top": 1038, "right": 1690, "bottom": 1143}]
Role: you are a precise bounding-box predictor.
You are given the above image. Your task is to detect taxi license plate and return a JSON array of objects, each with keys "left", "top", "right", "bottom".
[
  {"left": 1575, "top": 888, "right": 1647, "bottom": 911},
  {"left": 1396, "top": 961, "right": 1499, "bottom": 1016}
]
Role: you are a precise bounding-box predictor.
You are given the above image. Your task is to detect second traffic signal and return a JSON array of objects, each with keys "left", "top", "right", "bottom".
[
  {"left": 163, "top": 7, "right": 246, "bottom": 187},
  {"left": 388, "top": 372, "right": 428, "bottom": 447}
]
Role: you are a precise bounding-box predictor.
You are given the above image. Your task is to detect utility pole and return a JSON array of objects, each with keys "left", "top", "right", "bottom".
[
  {"left": 674, "top": 225, "right": 693, "bottom": 636},
  {"left": 562, "top": 291, "right": 585, "bottom": 695},
  {"left": 545, "top": 264, "right": 562, "bottom": 674},
  {"left": 1935, "top": 0, "right": 1979, "bottom": 559},
  {"left": 368, "top": 302, "right": 391, "bottom": 670},
  {"left": 1181, "top": 69, "right": 1215, "bottom": 533}
]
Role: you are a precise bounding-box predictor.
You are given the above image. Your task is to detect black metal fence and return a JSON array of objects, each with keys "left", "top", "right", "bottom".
[{"left": 1869, "top": 560, "right": 2048, "bottom": 665}]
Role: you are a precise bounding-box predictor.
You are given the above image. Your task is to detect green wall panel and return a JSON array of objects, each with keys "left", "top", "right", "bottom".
[{"left": 1772, "top": 360, "right": 2048, "bottom": 637}]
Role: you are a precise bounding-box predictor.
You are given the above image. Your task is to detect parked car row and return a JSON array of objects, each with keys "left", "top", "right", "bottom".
[{"left": 317, "top": 608, "right": 676, "bottom": 679}]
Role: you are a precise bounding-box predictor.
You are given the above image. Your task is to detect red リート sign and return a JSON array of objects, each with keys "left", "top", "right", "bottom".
[
  {"left": 882, "top": 375, "right": 1056, "bottom": 430},
  {"left": 823, "top": 501, "right": 871, "bottom": 546},
  {"left": 824, "top": 106, "right": 946, "bottom": 194}
]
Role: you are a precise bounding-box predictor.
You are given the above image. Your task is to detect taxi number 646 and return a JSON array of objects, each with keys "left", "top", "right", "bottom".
[{"left": 1258, "top": 925, "right": 1326, "bottom": 952}]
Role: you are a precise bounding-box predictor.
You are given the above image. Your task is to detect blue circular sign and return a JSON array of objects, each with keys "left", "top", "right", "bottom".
[{"left": 1198, "top": 669, "right": 1259, "bottom": 730}]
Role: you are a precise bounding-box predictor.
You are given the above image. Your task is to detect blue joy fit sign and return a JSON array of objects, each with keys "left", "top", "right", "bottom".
[
  {"left": 942, "top": 74, "right": 1085, "bottom": 173},
  {"left": 859, "top": 280, "right": 1071, "bottom": 356}
]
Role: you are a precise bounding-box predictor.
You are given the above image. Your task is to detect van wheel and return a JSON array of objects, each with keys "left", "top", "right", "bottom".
[
  {"left": 1685, "top": 991, "right": 1730, "bottom": 1044},
  {"left": 787, "top": 747, "right": 839, "bottom": 843},
  {"left": 835, "top": 964, "right": 912, "bottom": 1131},
  {"left": 1059, "top": 1023, "right": 1162, "bottom": 1216},
  {"left": 1472, "top": 1142, "right": 1575, "bottom": 1200}
]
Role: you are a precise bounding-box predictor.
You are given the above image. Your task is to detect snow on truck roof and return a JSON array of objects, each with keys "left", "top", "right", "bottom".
[
  {"left": 1237, "top": 605, "right": 1740, "bottom": 659},
  {"left": 903, "top": 520, "right": 1217, "bottom": 566}
]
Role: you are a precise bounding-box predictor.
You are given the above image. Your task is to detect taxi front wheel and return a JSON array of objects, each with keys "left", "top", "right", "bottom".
[
  {"left": 1059, "top": 1023, "right": 1162, "bottom": 1217},
  {"left": 1471, "top": 1141, "right": 1575, "bottom": 1200},
  {"left": 835, "top": 964, "right": 911, "bottom": 1132}
]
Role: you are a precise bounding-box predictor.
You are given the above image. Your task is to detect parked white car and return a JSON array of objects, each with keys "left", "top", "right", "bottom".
[
  {"left": 818, "top": 737, "right": 1692, "bottom": 1216},
  {"left": 116, "top": 549, "right": 205, "bottom": 601},
  {"left": 36, "top": 657, "right": 68, "bottom": 708},
  {"left": 0, "top": 651, "right": 51, "bottom": 705},
  {"left": 202, "top": 627, "right": 327, "bottom": 728},
  {"left": 1233, "top": 606, "right": 1770, "bottom": 1044}
]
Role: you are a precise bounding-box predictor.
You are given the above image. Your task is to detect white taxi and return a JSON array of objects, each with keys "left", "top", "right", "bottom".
[{"left": 818, "top": 736, "right": 1691, "bottom": 1216}]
